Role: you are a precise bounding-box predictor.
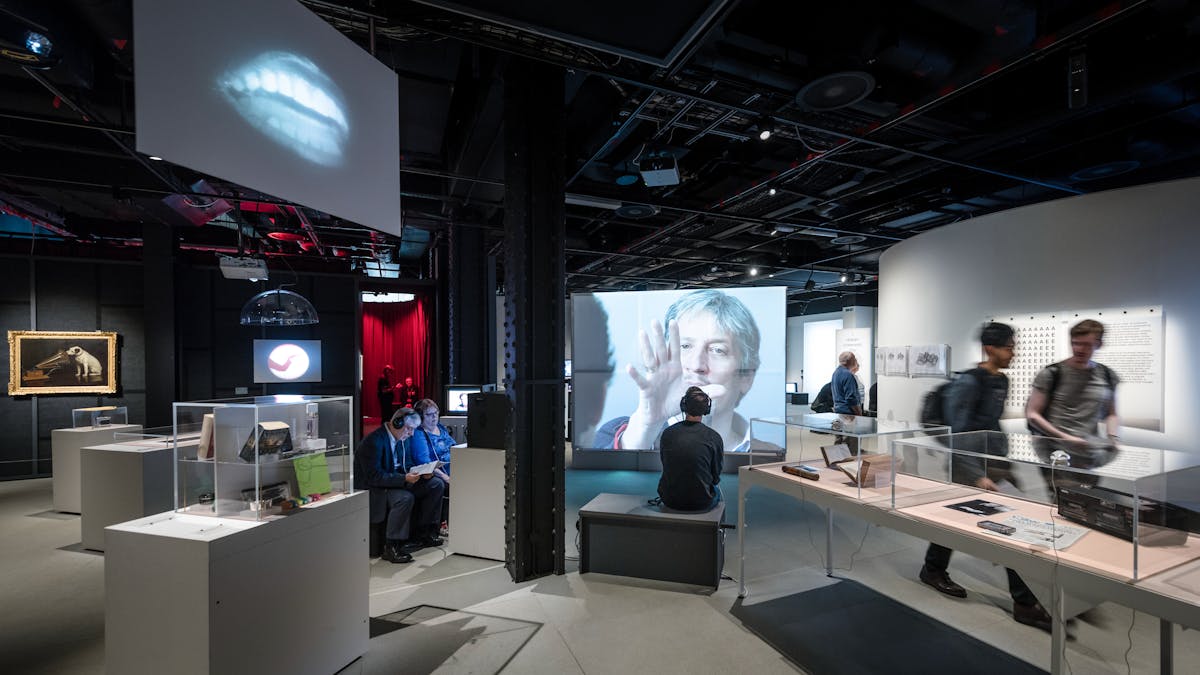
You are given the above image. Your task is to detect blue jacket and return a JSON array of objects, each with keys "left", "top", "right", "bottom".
[
  {"left": 411, "top": 423, "right": 454, "bottom": 467},
  {"left": 831, "top": 365, "right": 860, "bottom": 413}
]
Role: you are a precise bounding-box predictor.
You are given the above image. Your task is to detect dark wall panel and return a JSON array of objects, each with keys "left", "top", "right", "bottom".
[
  {"left": 0, "top": 259, "right": 30, "bottom": 301},
  {"left": 103, "top": 306, "right": 146, "bottom": 391},
  {"left": 35, "top": 261, "right": 100, "bottom": 330}
]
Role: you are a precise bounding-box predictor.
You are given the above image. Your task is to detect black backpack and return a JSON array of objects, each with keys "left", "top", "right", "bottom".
[
  {"left": 920, "top": 368, "right": 987, "bottom": 430},
  {"left": 1027, "top": 362, "right": 1116, "bottom": 434},
  {"left": 810, "top": 382, "right": 834, "bottom": 413},
  {"left": 919, "top": 381, "right": 954, "bottom": 428}
]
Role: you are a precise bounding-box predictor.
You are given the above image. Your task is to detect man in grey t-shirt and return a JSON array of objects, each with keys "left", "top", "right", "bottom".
[{"left": 1026, "top": 319, "right": 1121, "bottom": 446}]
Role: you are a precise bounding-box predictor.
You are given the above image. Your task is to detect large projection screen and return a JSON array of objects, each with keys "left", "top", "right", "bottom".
[
  {"left": 134, "top": 0, "right": 401, "bottom": 236},
  {"left": 573, "top": 287, "right": 786, "bottom": 452}
]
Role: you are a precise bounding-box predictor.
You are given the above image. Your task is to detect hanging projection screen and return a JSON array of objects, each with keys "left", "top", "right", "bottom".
[{"left": 134, "top": 0, "right": 401, "bottom": 236}]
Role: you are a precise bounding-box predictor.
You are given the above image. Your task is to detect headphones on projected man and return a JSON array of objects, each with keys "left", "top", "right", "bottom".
[{"left": 680, "top": 386, "right": 712, "bottom": 417}]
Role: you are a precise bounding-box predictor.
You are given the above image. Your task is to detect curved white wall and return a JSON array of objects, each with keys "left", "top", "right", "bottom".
[{"left": 878, "top": 176, "right": 1200, "bottom": 452}]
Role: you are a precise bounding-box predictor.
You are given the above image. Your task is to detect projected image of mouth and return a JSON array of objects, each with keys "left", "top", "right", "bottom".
[{"left": 218, "top": 52, "right": 349, "bottom": 167}]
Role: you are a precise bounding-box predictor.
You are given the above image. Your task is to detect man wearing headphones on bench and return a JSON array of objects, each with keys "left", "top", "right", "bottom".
[{"left": 657, "top": 387, "right": 724, "bottom": 511}]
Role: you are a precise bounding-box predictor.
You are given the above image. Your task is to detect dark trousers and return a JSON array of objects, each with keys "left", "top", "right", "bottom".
[
  {"left": 378, "top": 396, "right": 394, "bottom": 422},
  {"left": 378, "top": 476, "right": 446, "bottom": 542},
  {"left": 924, "top": 543, "right": 1037, "bottom": 606}
]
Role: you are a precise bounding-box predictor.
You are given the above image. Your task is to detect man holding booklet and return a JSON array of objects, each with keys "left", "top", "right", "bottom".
[{"left": 353, "top": 406, "right": 446, "bottom": 564}]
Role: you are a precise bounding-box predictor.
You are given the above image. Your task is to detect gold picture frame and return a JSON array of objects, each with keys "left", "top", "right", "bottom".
[{"left": 7, "top": 331, "right": 119, "bottom": 396}]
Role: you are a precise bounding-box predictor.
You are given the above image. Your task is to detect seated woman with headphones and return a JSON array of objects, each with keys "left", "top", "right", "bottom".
[{"left": 656, "top": 387, "right": 724, "bottom": 511}]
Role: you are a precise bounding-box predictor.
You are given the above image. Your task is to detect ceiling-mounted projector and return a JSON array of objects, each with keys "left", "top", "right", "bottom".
[
  {"left": 218, "top": 254, "right": 269, "bottom": 281},
  {"left": 638, "top": 153, "right": 680, "bottom": 187}
]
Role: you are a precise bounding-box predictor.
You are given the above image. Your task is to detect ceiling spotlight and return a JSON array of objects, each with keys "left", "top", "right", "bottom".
[
  {"left": 25, "top": 31, "right": 52, "bottom": 56},
  {"left": 148, "top": 156, "right": 163, "bottom": 161},
  {"left": 768, "top": 188, "right": 777, "bottom": 196},
  {"left": 840, "top": 271, "right": 849, "bottom": 283},
  {"left": 758, "top": 128, "right": 772, "bottom": 141},
  {"left": 749, "top": 267, "right": 758, "bottom": 276}
]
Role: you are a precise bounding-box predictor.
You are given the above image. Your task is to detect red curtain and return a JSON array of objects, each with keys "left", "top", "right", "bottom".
[{"left": 361, "top": 299, "right": 429, "bottom": 421}]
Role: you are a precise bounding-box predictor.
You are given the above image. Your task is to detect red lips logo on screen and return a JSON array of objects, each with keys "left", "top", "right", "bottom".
[{"left": 267, "top": 343, "right": 310, "bottom": 380}]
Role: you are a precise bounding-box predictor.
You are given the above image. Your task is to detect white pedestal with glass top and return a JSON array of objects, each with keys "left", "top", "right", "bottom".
[{"left": 104, "top": 396, "right": 366, "bottom": 675}]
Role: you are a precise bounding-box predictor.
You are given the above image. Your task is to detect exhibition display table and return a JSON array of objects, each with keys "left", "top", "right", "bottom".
[
  {"left": 50, "top": 424, "right": 141, "bottom": 513},
  {"left": 104, "top": 491, "right": 368, "bottom": 675},
  {"left": 79, "top": 435, "right": 180, "bottom": 551},
  {"left": 737, "top": 461, "right": 1200, "bottom": 675}
]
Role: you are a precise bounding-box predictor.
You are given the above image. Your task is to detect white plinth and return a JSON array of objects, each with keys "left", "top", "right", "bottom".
[
  {"left": 51, "top": 424, "right": 141, "bottom": 513},
  {"left": 79, "top": 439, "right": 176, "bottom": 551},
  {"left": 104, "top": 491, "right": 368, "bottom": 675},
  {"left": 448, "top": 445, "right": 504, "bottom": 560}
]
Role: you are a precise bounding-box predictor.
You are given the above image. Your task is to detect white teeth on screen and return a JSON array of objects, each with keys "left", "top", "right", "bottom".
[
  {"left": 237, "top": 68, "right": 345, "bottom": 126},
  {"left": 277, "top": 73, "right": 292, "bottom": 97},
  {"left": 218, "top": 52, "right": 350, "bottom": 166}
]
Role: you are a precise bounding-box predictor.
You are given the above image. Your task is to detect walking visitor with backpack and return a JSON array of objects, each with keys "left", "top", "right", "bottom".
[{"left": 917, "top": 322, "right": 1054, "bottom": 632}]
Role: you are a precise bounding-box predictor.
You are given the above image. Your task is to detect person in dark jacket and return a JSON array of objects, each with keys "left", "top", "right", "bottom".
[
  {"left": 918, "top": 322, "right": 1052, "bottom": 632},
  {"left": 353, "top": 407, "right": 445, "bottom": 563},
  {"left": 657, "top": 387, "right": 724, "bottom": 511},
  {"left": 376, "top": 365, "right": 396, "bottom": 423}
]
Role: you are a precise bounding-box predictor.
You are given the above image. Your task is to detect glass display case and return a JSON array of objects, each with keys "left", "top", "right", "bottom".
[
  {"left": 172, "top": 395, "right": 353, "bottom": 521},
  {"left": 748, "top": 413, "right": 950, "bottom": 502},
  {"left": 72, "top": 405, "right": 128, "bottom": 428},
  {"left": 891, "top": 431, "right": 1200, "bottom": 581}
]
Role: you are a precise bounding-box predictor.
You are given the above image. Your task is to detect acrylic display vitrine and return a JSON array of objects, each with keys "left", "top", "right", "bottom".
[
  {"left": 172, "top": 395, "right": 353, "bottom": 521},
  {"left": 890, "top": 431, "right": 1200, "bottom": 581}
]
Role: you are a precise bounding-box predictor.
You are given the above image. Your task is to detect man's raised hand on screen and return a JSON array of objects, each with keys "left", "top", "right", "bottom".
[{"left": 621, "top": 320, "right": 681, "bottom": 448}]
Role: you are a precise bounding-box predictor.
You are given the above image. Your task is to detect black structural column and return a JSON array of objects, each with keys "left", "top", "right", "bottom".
[
  {"left": 143, "top": 223, "right": 177, "bottom": 427},
  {"left": 502, "top": 56, "right": 566, "bottom": 581}
]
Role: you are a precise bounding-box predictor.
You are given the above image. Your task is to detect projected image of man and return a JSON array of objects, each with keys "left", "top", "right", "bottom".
[{"left": 593, "top": 289, "right": 762, "bottom": 453}]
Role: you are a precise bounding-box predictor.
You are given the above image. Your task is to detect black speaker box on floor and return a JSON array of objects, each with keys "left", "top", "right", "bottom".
[{"left": 467, "top": 393, "right": 510, "bottom": 450}]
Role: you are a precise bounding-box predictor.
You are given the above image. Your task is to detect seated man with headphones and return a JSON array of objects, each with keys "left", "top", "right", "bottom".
[
  {"left": 657, "top": 387, "right": 724, "bottom": 511},
  {"left": 353, "top": 406, "right": 446, "bottom": 563}
]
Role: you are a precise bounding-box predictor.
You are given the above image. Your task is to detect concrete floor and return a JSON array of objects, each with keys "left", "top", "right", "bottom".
[{"left": 3, "top": 437, "right": 1199, "bottom": 674}]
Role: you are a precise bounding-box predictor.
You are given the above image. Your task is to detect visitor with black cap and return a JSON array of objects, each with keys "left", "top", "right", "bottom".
[{"left": 657, "top": 386, "right": 724, "bottom": 511}]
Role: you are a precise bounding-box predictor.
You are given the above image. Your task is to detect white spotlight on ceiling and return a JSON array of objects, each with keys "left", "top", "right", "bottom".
[
  {"left": 749, "top": 267, "right": 759, "bottom": 276},
  {"left": 768, "top": 188, "right": 777, "bottom": 196},
  {"left": 758, "top": 128, "right": 772, "bottom": 141}
]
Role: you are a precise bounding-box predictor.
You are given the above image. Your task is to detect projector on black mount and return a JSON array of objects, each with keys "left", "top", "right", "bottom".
[
  {"left": 637, "top": 153, "right": 680, "bottom": 187},
  {"left": 218, "top": 255, "right": 269, "bottom": 281}
]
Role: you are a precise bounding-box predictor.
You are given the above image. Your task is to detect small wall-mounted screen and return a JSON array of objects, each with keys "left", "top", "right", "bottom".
[
  {"left": 253, "top": 340, "right": 322, "bottom": 383},
  {"left": 446, "top": 385, "right": 482, "bottom": 413},
  {"left": 785, "top": 382, "right": 799, "bottom": 393}
]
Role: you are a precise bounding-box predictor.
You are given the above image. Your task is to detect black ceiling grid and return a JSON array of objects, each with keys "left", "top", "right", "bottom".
[{"left": 0, "top": 0, "right": 1195, "bottom": 307}]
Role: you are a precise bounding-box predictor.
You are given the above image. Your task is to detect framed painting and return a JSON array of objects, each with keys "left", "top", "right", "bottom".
[{"left": 7, "top": 331, "right": 119, "bottom": 395}]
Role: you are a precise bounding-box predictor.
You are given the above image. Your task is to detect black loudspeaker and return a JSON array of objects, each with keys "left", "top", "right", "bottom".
[{"left": 467, "top": 393, "right": 510, "bottom": 449}]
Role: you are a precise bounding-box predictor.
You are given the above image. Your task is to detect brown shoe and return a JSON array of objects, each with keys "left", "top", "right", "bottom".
[
  {"left": 919, "top": 566, "right": 967, "bottom": 598},
  {"left": 1014, "top": 601, "right": 1053, "bottom": 632}
]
